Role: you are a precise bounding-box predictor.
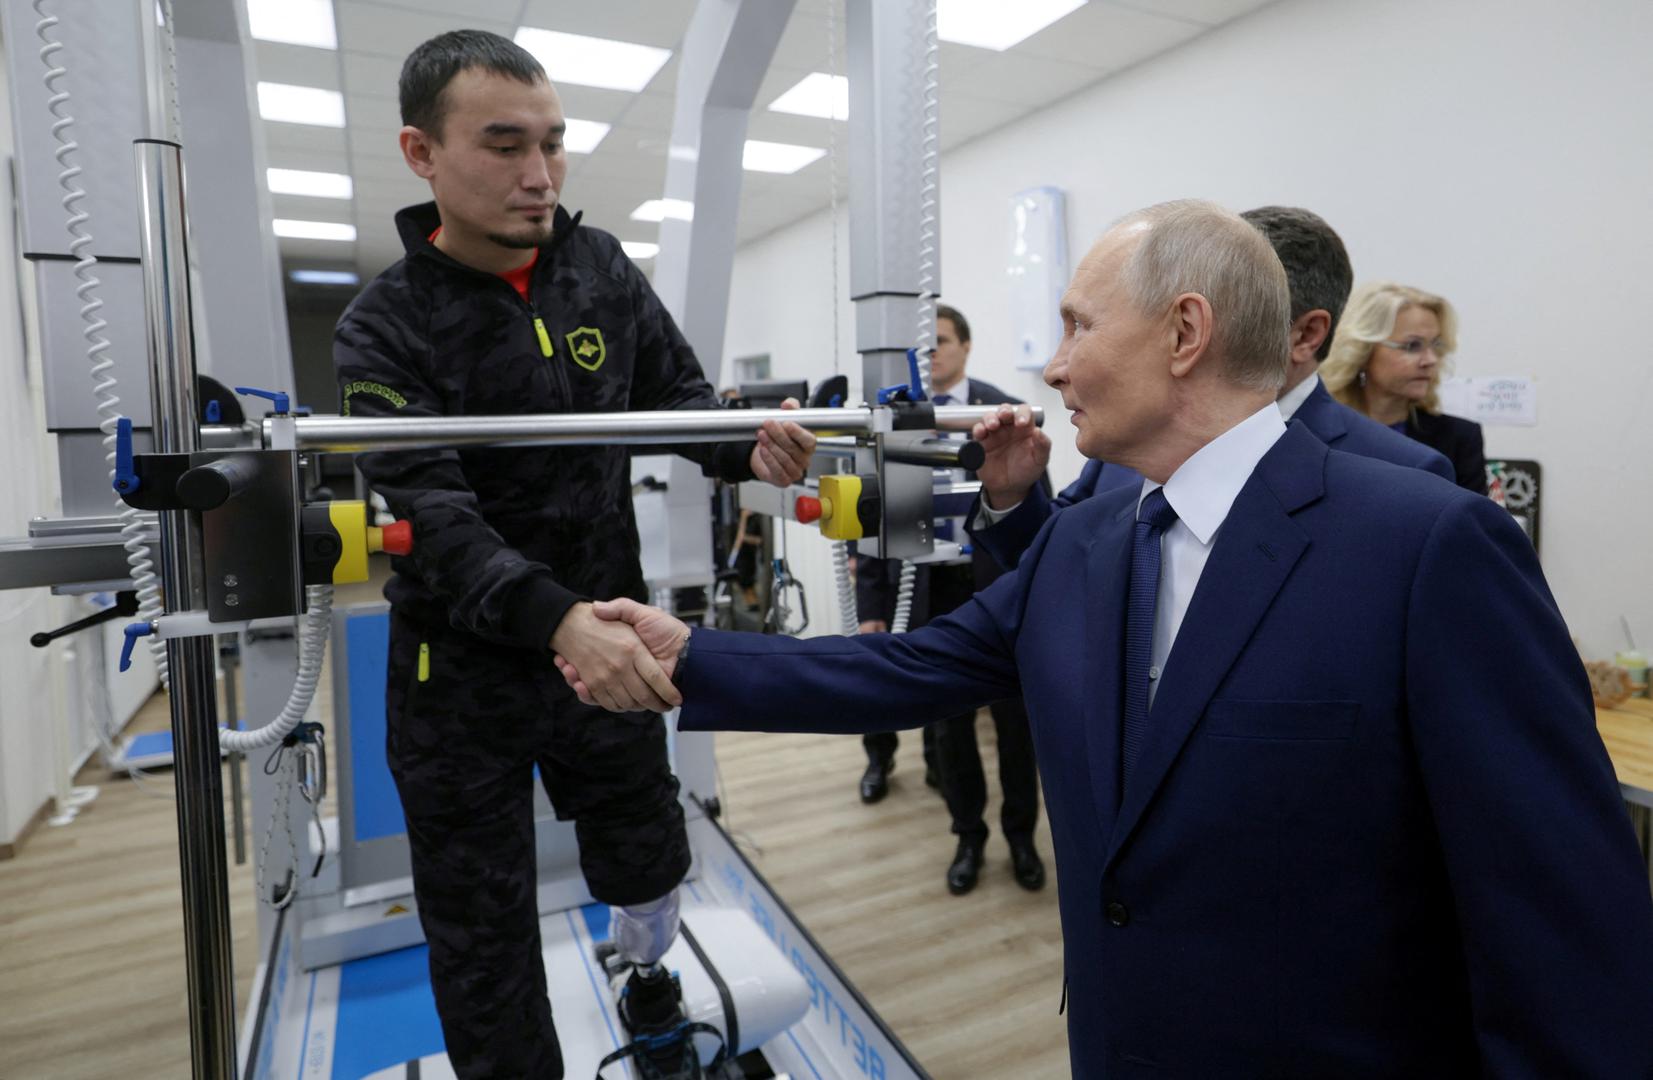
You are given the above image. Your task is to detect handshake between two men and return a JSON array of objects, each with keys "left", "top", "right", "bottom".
[
  {"left": 554, "top": 599, "right": 690, "bottom": 713},
  {"left": 548, "top": 402, "right": 815, "bottom": 716},
  {"left": 548, "top": 399, "right": 1041, "bottom": 715}
]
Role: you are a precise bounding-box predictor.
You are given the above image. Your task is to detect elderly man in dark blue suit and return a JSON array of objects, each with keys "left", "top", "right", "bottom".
[
  {"left": 557, "top": 200, "right": 1653, "bottom": 1077},
  {"left": 969, "top": 206, "right": 1454, "bottom": 571}
]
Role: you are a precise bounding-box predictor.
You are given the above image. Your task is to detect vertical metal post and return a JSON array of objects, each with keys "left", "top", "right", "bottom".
[
  {"left": 134, "top": 137, "right": 239, "bottom": 1080},
  {"left": 846, "top": 0, "right": 938, "bottom": 558},
  {"left": 646, "top": 0, "right": 797, "bottom": 807}
]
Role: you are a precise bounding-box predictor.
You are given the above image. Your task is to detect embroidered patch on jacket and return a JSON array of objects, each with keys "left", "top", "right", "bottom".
[
  {"left": 342, "top": 380, "right": 408, "bottom": 416},
  {"left": 565, "top": 327, "right": 606, "bottom": 372}
]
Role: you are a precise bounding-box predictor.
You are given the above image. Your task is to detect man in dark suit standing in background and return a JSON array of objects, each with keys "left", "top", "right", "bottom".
[
  {"left": 856, "top": 304, "right": 1049, "bottom": 895},
  {"left": 968, "top": 206, "right": 1454, "bottom": 570},
  {"left": 559, "top": 200, "right": 1653, "bottom": 1078}
]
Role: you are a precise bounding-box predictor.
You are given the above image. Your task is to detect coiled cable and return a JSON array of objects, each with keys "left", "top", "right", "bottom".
[
  {"left": 218, "top": 586, "right": 333, "bottom": 752},
  {"left": 889, "top": 1, "right": 941, "bottom": 638},
  {"left": 831, "top": 539, "right": 858, "bottom": 634},
  {"left": 34, "top": 0, "right": 169, "bottom": 688}
]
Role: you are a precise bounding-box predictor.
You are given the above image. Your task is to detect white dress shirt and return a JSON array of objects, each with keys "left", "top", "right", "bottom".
[
  {"left": 1139, "top": 402, "right": 1287, "bottom": 706},
  {"left": 1275, "top": 371, "right": 1319, "bottom": 422}
]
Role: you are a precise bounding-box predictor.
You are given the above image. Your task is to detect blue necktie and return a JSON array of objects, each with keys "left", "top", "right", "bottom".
[{"left": 1122, "top": 487, "right": 1178, "bottom": 785}]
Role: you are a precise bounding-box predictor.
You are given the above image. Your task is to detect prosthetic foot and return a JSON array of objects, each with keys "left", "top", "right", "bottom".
[
  {"left": 619, "top": 964, "right": 700, "bottom": 1079},
  {"left": 594, "top": 893, "right": 731, "bottom": 1079}
]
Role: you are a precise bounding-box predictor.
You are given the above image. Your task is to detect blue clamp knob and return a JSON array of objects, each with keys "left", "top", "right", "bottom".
[
  {"left": 877, "top": 349, "right": 932, "bottom": 405},
  {"left": 113, "top": 417, "right": 140, "bottom": 494},
  {"left": 234, "top": 386, "right": 291, "bottom": 415},
  {"left": 204, "top": 399, "right": 222, "bottom": 423},
  {"left": 904, "top": 347, "right": 929, "bottom": 402},
  {"left": 120, "top": 621, "right": 155, "bottom": 673},
  {"left": 827, "top": 392, "right": 843, "bottom": 408}
]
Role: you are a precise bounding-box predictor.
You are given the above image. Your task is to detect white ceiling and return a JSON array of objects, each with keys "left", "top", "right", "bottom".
[{"left": 260, "top": 0, "right": 1278, "bottom": 278}]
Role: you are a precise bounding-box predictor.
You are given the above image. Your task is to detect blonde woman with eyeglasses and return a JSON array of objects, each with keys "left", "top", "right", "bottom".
[{"left": 1322, "top": 281, "right": 1487, "bottom": 494}]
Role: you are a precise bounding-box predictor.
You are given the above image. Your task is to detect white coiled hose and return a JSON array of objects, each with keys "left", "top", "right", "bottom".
[
  {"left": 890, "top": 560, "right": 918, "bottom": 635},
  {"left": 36, "top": 1, "right": 333, "bottom": 752},
  {"left": 218, "top": 586, "right": 333, "bottom": 752},
  {"left": 831, "top": 540, "right": 858, "bottom": 633},
  {"left": 35, "top": 0, "right": 169, "bottom": 688},
  {"left": 887, "top": 2, "right": 941, "bottom": 638},
  {"left": 913, "top": 0, "right": 940, "bottom": 399}
]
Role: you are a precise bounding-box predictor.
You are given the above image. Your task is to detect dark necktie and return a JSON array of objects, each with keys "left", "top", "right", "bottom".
[{"left": 1122, "top": 487, "right": 1179, "bottom": 785}]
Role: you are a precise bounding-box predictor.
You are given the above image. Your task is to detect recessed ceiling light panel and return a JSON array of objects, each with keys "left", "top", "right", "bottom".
[
  {"left": 742, "top": 140, "right": 827, "bottom": 174},
  {"left": 630, "top": 199, "right": 694, "bottom": 223},
  {"left": 563, "top": 118, "right": 612, "bottom": 155},
  {"left": 767, "top": 73, "right": 849, "bottom": 120},
  {"left": 289, "top": 269, "right": 360, "bottom": 285},
  {"left": 267, "top": 168, "right": 353, "bottom": 199},
  {"left": 514, "top": 27, "right": 671, "bottom": 93},
  {"left": 273, "top": 219, "right": 356, "bottom": 241},
  {"left": 936, "top": 0, "right": 1086, "bottom": 51},
  {"left": 257, "top": 82, "right": 346, "bottom": 128},
  {"left": 248, "top": 0, "right": 338, "bottom": 50}
]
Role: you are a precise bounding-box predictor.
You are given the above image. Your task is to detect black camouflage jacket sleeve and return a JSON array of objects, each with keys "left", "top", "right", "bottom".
[
  {"left": 336, "top": 297, "right": 582, "bottom": 651},
  {"left": 617, "top": 254, "right": 756, "bottom": 483}
]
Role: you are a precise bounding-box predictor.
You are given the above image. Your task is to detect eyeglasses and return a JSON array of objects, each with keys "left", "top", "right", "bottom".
[{"left": 1378, "top": 337, "right": 1448, "bottom": 357}]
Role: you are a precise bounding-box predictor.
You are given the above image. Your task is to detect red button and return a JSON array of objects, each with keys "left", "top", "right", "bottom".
[
  {"left": 380, "top": 520, "right": 414, "bottom": 556},
  {"left": 794, "top": 495, "right": 822, "bottom": 523}
]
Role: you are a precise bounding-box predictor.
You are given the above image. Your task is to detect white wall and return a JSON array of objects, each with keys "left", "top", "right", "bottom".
[
  {"left": 724, "top": 0, "right": 1653, "bottom": 654},
  {"left": 0, "top": 38, "right": 75, "bottom": 846},
  {"left": 0, "top": 35, "right": 158, "bottom": 849}
]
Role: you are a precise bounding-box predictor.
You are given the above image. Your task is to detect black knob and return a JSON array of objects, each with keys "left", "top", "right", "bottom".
[
  {"left": 176, "top": 456, "right": 260, "bottom": 510},
  {"left": 955, "top": 439, "right": 985, "bottom": 472},
  {"left": 1105, "top": 901, "right": 1130, "bottom": 927}
]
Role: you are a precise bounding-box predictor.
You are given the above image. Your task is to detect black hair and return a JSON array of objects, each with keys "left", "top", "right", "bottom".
[
  {"left": 1240, "top": 206, "right": 1353, "bottom": 361},
  {"left": 399, "top": 30, "right": 546, "bottom": 141},
  {"left": 935, "top": 303, "right": 971, "bottom": 344}
]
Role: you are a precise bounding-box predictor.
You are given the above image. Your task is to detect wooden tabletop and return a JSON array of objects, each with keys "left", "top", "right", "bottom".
[{"left": 1597, "top": 697, "right": 1653, "bottom": 806}]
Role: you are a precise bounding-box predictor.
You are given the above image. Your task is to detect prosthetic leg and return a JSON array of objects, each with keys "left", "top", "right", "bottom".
[{"left": 598, "top": 891, "right": 728, "bottom": 1080}]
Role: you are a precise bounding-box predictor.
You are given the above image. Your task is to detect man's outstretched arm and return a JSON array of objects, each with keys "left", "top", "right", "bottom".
[{"left": 555, "top": 500, "right": 1067, "bottom": 721}]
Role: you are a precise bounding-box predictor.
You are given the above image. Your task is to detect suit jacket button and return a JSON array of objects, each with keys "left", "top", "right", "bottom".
[{"left": 1105, "top": 901, "right": 1130, "bottom": 927}]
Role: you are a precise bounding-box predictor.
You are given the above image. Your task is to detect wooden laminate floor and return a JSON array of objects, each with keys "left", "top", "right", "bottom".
[{"left": 0, "top": 666, "right": 1068, "bottom": 1079}]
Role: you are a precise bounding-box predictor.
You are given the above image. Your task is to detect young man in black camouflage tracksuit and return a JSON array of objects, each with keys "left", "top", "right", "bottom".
[{"left": 334, "top": 31, "right": 814, "bottom": 1079}]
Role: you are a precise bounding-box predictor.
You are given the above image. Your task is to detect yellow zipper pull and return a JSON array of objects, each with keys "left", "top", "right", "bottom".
[
  {"left": 417, "top": 642, "right": 430, "bottom": 682},
  {"left": 533, "top": 316, "right": 553, "bottom": 358}
]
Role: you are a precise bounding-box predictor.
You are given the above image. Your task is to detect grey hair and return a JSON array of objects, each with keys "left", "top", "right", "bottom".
[{"left": 1116, "top": 199, "right": 1291, "bottom": 392}]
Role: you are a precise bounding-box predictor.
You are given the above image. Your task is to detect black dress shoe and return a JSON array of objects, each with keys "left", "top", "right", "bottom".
[
  {"left": 946, "top": 838, "right": 985, "bottom": 895},
  {"left": 1008, "top": 837, "right": 1046, "bottom": 891},
  {"left": 860, "top": 760, "right": 892, "bottom": 804}
]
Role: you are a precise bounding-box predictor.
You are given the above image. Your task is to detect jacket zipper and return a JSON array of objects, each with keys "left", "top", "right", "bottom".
[
  {"left": 513, "top": 260, "right": 573, "bottom": 403},
  {"left": 530, "top": 308, "right": 553, "bottom": 358}
]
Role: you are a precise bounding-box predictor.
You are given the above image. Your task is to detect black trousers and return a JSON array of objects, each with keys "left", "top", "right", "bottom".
[
  {"left": 862, "top": 724, "right": 937, "bottom": 772},
  {"left": 385, "top": 613, "right": 690, "bottom": 1080},
  {"left": 936, "top": 697, "right": 1040, "bottom": 845},
  {"left": 866, "top": 564, "right": 1039, "bottom": 842}
]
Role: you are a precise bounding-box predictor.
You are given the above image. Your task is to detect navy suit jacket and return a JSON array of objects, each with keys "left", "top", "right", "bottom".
[
  {"left": 972, "top": 380, "right": 1455, "bottom": 570},
  {"left": 679, "top": 424, "right": 1653, "bottom": 1077}
]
